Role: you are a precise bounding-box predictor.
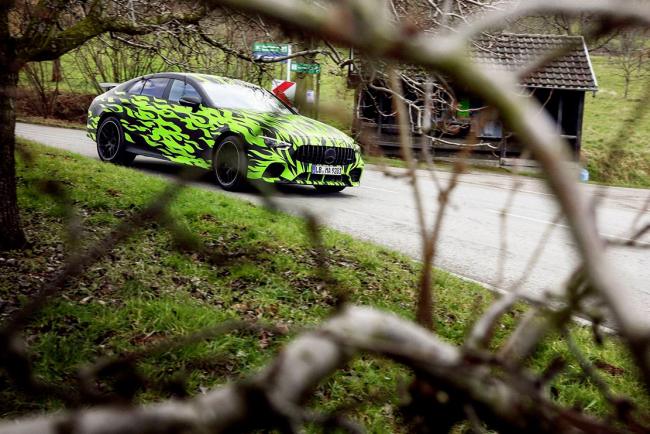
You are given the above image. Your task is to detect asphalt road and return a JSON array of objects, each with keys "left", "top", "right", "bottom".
[{"left": 16, "top": 122, "right": 650, "bottom": 326}]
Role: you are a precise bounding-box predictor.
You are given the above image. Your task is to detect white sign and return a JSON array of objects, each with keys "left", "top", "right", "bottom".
[
  {"left": 306, "top": 89, "right": 315, "bottom": 104},
  {"left": 271, "top": 79, "right": 296, "bottom": 104}
]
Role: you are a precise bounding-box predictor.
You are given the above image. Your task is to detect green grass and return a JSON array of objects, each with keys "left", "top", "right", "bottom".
[
  {"left": 1, "top": 140, "right": 647, "bottom": 429},
  {"left": 582, "top": 55, "right": 650, "bottom": 187}
]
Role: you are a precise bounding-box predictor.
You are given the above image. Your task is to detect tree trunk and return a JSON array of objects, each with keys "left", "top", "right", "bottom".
[{"left": 0, "top": 6, "right": 28, "bottom": 251}]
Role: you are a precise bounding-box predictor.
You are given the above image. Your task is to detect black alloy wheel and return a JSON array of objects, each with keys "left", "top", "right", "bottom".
[
  {"left": 96, "top": 117, "right": 135, "bottom": 165},
  {"left": 213, "top": 136, "right": 247, "bottom": 191}
]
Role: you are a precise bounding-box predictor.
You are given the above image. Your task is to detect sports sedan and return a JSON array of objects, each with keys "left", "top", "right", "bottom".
[{"left": 87, "top": 72, "right": 364, "bottom": 193}]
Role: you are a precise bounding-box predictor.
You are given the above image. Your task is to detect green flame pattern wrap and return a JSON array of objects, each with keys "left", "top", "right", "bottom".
[{"left": 87, "top": 73, "right": 364, "bottom": 187}]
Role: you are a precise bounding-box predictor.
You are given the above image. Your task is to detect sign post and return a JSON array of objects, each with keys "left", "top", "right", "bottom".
[{"left": 286, "top": 45, "right": 292, "bottom": 82}]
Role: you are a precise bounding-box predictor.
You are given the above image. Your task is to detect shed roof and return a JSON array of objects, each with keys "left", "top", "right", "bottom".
[{"left": 473, "top": 33, "right": 598, "bottom": 91}]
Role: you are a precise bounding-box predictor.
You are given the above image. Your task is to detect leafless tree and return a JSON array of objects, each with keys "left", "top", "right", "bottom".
[
  {"left": 607, "top": 28, "right": 650, "bottom": 99},
  {"left": 21, "top": 61, "right": 62, "bottom": 118},
  {"left": 0, "top": 0, "right": 207, "bottom": 250}
]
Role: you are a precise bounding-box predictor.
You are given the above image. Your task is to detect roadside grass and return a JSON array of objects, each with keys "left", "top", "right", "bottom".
[
  {"left": 1, "top": 140, "right": 647, "bottom": 428},
  {"left": 16, "top": 116, "right": 87, "bottom": 131}
]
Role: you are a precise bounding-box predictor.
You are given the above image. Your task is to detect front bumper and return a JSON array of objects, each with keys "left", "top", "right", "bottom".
[{"left": 247, "top": 145, "right": 364, "bottom": 187}]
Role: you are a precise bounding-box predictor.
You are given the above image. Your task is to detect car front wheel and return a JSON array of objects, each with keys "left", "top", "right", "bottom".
[{"left": 213, "top": 136, "right": 247, "bottom": 191}]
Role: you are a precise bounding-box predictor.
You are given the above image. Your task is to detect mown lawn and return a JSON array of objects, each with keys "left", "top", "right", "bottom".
[{"left": 0, "top": 140, "right": 647, "bottom": 429}]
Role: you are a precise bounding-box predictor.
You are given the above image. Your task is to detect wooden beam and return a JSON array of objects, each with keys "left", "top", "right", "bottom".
[{"left": 575, "top": 92, "right": 585, "bottom": 160}]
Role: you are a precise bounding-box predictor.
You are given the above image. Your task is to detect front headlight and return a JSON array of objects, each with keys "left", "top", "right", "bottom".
[{"left": 261, "top": 136, "right": 291, "bottom": 150}]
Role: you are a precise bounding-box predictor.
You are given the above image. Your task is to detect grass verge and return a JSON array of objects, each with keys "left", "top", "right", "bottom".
[
  {"left": 0, "top": 140, "right": 647, "bottom": 429},
  {"left": 17, "top": 116, "right": 86, "bottom": 131}
]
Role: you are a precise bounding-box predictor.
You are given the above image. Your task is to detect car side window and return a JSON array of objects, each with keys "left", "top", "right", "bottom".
[
  {"left": 127, "top": 79, "right": 146, "bottom": 95},
  {"left": 168, "top": 79, "right": 201, "bottom": 103},
  {"left": 140, "top": 78, "right": 169, "bottom": 99}
]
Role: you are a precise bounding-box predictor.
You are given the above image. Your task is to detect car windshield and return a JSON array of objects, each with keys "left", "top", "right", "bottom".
[{"left": 201, "top": 82, "right": 292, "bottom": 114}]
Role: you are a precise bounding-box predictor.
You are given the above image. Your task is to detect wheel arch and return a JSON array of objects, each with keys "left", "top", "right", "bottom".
[
  {"left": 206, "top": 130, "right": 248, "bottom": 160},
  {"left": 96, "top": 111, "right": 122, "bottom": 130}
]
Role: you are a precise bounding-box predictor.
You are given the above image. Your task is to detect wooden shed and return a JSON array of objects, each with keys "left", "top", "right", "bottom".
[{"left": 350, "top": 33, "right": 598, "bottom": 163}]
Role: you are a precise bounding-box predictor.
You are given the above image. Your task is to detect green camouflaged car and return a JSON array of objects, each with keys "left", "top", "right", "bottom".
[{"left": 87, "top": 72, "right": 364, "bottom": 193}]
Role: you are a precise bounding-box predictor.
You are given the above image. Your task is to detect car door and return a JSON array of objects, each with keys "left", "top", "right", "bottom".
[
  {"left": 164, "top": 79, "right": 215, "bottom": 168},
  {"left": 117, "top": 78, "right": 150, "bottom": 152},
  {"left": 133, "top": 77, "right": 173, "bottom": 156}
]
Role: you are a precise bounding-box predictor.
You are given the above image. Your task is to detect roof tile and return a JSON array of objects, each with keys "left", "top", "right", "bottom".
[{"left": 473, "top": 33, "right": 598, "bottom": 91}]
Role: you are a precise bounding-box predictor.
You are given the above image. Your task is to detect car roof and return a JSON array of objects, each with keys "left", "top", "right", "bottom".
[{"left": 148, "top": 72, "right": 261, "bottom": 90}]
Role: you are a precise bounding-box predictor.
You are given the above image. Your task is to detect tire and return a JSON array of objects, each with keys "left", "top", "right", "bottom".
[
  {"left": 96, "top": 117, "right": 135, "bottom": 165},
  {"left": 314, "top": 185, "right": 346, "bottom": 194},
  {"left": 212, "top": 136, "right": 248, "bottom": 191}
]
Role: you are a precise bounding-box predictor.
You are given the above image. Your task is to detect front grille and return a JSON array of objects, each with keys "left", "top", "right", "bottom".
[{"left": 294, "top": 146, "right": 356, "bottom": 165}]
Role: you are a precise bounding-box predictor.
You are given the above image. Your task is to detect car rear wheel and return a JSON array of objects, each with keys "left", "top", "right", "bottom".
[
  {"left": 314, "top": 185, "right": 346, "bottom": 194},
  {"left": 96, "top": 117, "right": 135, "bottom": 165},
  {"left": 213, "top": 136, "right": 247, "bottom": 191}
]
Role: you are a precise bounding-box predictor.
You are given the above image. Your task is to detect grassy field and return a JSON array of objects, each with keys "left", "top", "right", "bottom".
[
  {"left": 582, "top": 55, "right": 650, "bottom": 187},
  {"left": 0, "top": 140, "right": 647, "bottom": 429}
]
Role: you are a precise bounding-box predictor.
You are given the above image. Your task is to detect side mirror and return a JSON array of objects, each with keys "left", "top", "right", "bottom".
[{"left": 179, "top": 95, "right": 202, "bottom": 110}]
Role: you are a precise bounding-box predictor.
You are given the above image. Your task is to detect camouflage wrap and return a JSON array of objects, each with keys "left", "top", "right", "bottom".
[{"left": 87, "top": 73, "right": 364, "bottom": 187}]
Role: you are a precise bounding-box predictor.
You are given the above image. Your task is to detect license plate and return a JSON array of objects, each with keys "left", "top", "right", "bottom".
[{"left": 311, "top": 165, "right": 342, "bottom": 175}]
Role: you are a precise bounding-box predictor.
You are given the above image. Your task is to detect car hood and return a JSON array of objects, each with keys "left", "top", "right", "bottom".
[{"left": 234, "top": 110, "right": 356, "bottom": 148}]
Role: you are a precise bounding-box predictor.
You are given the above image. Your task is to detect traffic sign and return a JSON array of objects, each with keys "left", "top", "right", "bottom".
[
  {"left": 253, "top": 42, "right": 289, "bottom": 53},
  {"left": 252, "top": 42, "right": 290, "bottom": 61},
  {"left": 290, "top": 63, "right": 321, "bottom": 74},
  {"left": 271, "top": 80, "right": 296, "bottom": 105}
]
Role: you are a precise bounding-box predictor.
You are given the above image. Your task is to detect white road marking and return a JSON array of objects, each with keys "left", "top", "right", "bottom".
[{"left": 360, "top": 185, "right": 400, "bottom": 194}]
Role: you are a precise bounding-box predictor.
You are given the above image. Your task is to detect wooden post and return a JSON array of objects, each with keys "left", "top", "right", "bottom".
[
  {"left": 575, "top": 92, "right": 585, "bottom": 160},
  {"left": 315, "top": 70, "right": 321, "bottom": 120}
]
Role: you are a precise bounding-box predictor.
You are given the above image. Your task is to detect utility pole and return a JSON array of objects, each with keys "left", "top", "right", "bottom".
[
  {"left": 286, "top": 44, "right": 292, "bottom": 82},
  {"left": 293, "top": 37, "right": 317, "bottom": 117}
]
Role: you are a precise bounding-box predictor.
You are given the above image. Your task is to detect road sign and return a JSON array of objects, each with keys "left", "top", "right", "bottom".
[
  {"left": 290, "top": 63, "right": 321, "bottom": 74},
  {"left": 253, "top": 42, "right": 289, "bottom": 53},
  {"left": 272, "top": 80, "right": 296, "bottom": 105},
  {"left": 252, "top": 42, "right": 290, "bottom": 61}
]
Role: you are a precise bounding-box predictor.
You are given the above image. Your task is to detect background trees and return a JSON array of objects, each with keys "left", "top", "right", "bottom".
[{"left": 0, "top": 0, "right": 206, "bottom": 250}]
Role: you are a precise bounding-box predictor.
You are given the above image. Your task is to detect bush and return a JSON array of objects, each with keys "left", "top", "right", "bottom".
[{"left": 16, "top": 87, "right": 95, "bottom": 124}]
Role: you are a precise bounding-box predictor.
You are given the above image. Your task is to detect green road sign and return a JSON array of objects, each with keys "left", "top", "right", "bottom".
[
  {"left": 291, "top": 63, "right": 321, "bottom": 74},
  {"left": 252, "top": 42, "right": 289, "bottom": 54}
]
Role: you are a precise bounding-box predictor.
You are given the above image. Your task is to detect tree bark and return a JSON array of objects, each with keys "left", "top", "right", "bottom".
[{"left": 0, "top": 4, "right": 27, "bottom": 251}]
